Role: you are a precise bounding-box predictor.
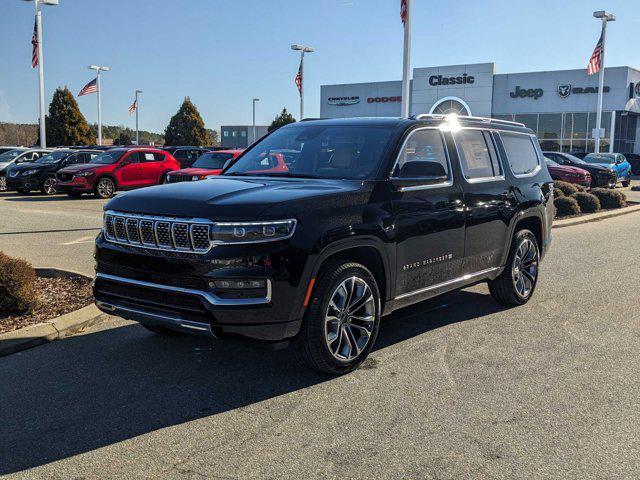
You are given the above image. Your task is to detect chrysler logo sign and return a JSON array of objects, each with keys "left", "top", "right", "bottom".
[
  {"left": 327, "top": 96, "right": 360, "bottom": 106},
  {"left": 557, "top": 84, "right": 610, "bottom": 98}
]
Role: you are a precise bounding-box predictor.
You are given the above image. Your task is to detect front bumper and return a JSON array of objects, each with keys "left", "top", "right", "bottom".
[
  {"left": 56, "top": 176, "right": 94, "bottom": 193},
  {"left": 93, "top": 234, "right": 310, "bottom": 341},
  {"left": 6, "top": 175, "right": 43, "bottom": 191}
]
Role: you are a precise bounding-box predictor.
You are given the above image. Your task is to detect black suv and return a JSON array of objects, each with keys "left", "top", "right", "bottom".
[
  {"left": 94, "top": 115, "right": 553, "bottom": 374},
  {"left": 6, "top": 149, "right": 100, "bottom": 195}
]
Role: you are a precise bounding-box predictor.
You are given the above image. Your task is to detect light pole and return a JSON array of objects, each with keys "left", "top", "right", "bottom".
[
  {"left": 593, "top": 10, "right": 615, "bottom": 153},
  {"left": 291, "top": 44, "right": 314, "bottom": 120},
  {"left": 252, "top": 98, "right": 259, "bottom": 144},
  {"left": 88, "top": 65, "right": 110, "bottom": 145},
  {"left": 22, "top": 0, "right": 59, "bottom": 148},
  {"left": 401, "top": 0, "right": 413, "bottom": 118},
  {"left": 135, "top": 89, "right": 142, "bottom": 145}
]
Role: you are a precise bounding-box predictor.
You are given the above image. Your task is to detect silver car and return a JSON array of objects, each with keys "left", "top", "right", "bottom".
[{"left": 0, "top": 148, "right": 51, "bottom": 190}]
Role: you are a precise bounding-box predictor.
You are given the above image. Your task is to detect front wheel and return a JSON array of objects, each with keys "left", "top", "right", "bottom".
[
  {"left": 94, "top": 177, "right": 116, "bottom": 199},
  {"left": 622, "top": 179, "right": 630, "bottom": 187},
  {"left": 488, "top": 229, "right": 540, "bottom": 306},
  {"left": 41, "top": 176, "right": 58, "bottom": 195},
  {"left": 296, "top": 260, "right": 381, "bottom": 375},
  {"left": 0, "top": 176, "right": 6, "bottom": 191}
]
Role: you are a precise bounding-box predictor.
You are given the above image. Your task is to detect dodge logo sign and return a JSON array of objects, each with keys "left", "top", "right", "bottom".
[
  {"left": 367, "top": 96, "right": 402, "bottom": 103},
  {"left": 327, "top": 96, "right": 360, "bottom": 106},
  {"left": 557, "top": 85, "right": 571, "bottom": 98}
]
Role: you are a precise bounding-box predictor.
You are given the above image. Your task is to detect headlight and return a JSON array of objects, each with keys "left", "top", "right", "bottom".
[
  {"left": 74, "top": 170, "right": 95, "bottom": 177},
  {"left": 211, "top": 219, "right": 297, "bottom": 244},
  {"left": 23, "top": 169, "right": 38, "bottom": 175},
  {"left": 192, "top": 175, "right": 200, "bottom": 181}
]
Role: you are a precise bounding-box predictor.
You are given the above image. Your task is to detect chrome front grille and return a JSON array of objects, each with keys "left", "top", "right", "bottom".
[{"left": 103, "top": 210, "right": 212, "bottom": 254}]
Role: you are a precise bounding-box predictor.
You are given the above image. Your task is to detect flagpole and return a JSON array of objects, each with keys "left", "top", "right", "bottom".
[
  {"left": 135, "top": 90, "right": 142, "bottom": 145},
  {"left": 300, "top": 50, "right": 305, "bottom": 120},
  {"left": 96, "top": 71, "right": 102, "bottom": 145},
  {"left": 593, "top": 11, "right": 615, "bottom": 153},
  {"left": 401, "top": 0, "right": 412, "bottom": 118},
  {"left": 35, "top": 0, "right": 46, "bottom": 147}
]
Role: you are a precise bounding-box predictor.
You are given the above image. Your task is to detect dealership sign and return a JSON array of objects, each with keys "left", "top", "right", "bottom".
[
  {"left": 367, "top": 96, "right": 402, "bottom": 103},
  {"left": 327, "top": 96, "right": 360, "bottom": 106},
  {"left": 510, "top": 86, "right": 543, "bottom": 100},
  {"left": 428, "top": 74, "right": 475, "bottom": 86},
  {"left": 557, "top": 84, "right": 610, "bottom": 98}
]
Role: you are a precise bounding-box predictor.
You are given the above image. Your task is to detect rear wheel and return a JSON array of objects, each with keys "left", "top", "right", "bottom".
[
  {"left": 94, "top": 177, "right": 116, "bottom": 199},
  {"left": 488, "top": 229, "right": 539, "bottom": 306},
  {"left": 41, "top": 175, "right": 57, "bottom": 195},
  {"left": 296, "top": 260, "right": 381, "bottom": 375},
  {"left": 622, "top": 179, "right": 631, "bottom": 187}
]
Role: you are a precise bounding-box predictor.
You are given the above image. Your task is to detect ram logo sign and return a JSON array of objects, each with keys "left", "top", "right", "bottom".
[{"left": 557, "top": 85, "right": 572, "bottom": 98}]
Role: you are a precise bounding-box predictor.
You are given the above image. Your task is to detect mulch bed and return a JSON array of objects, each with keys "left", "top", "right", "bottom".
[{"left": 0, "top": 276, "right": 93, "bottom": 334}]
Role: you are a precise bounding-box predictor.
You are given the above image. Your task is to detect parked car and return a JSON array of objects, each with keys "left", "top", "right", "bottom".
[
  {"left": 622, "top": 153, "right": 640, "bottom": 175},
  {"left": 93, "top": 115, "right": 553, "bottom": 374},
  {"left": 543, "top": 157, "right": 590, "bottom": 188},
  {"left": 0, "top": 148, "right": 51, "bottom": 191},
  {"left": 0, "top": 146, "right": 24, "bottom": 155},
  {"left": 543, "top": 151, "right": 617, "bottom": 188},
  {"left": 161, "top": 147, "right": 209, "bottom": 169},
  {"left": 569, "top": 151, "right": 588, "bottom": 159},
  {"left": 56, "top": 147, "right": 180, "bottom": 198},
  {"left": 582, "top": 153, "right": 632, "bottom": 187},
  {"left": 5, "top": 149, "right": 101, "bottom": 195},
  {"left": 164, "top": 150, "right": 244, "bottom": 183}
]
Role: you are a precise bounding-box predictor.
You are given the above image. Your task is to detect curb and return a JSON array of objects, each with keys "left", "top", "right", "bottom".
[
  {"left": 0, "top": 268, "right": 106, "bottom": 358},
  {"left": 552, "top": 204, "right": 640, "bottom": 228}
]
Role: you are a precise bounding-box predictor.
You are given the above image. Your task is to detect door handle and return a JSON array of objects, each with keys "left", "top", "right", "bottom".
[{"left": 445, "top": 199, "right": 464, "bottom": 210}]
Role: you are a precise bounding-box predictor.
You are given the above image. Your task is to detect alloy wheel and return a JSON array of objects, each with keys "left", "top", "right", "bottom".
[
  {"left": 0, "top": 176, "right": 5, "bottom": 191},
  {"left": 43, "top": 177, "right": 57, "bottom": 195},
  {"left": 324, "top": 276, "right": 376, "bottom": 362},
  {"left": 98, "top": 179, "right": 114, "bottom": 198},
  {"left": 511, "top": 238, "right": 538, "bottom": 298}
]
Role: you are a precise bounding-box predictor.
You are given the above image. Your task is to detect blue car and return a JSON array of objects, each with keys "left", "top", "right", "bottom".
[{"left": 583, "top": 153, "right": 632, "bottom": 187}]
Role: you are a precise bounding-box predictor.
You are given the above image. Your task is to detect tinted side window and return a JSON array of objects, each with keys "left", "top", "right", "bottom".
[
  {"left": 123, "top": 152, "right": 140, "bottom": 163},
  {"left": 500, "top": 132, "right": 540, "bottom": 176},
  {"left": 66, "top": 154, "right": 81, "bottom": 165},
  {"left": 455, "top": 129, "right": 502, "bottom": 179},
  {"left": 140, "top": 152, "right": 159, "bottom": 162},
  {"left": 152, "top": 152, "right": 165, "bottom": 162},
  {"left": 394, "top": 129, "right": 450, "bottom": 179},
  {"left": 174, "top": 149, "right": 189, "bottom": 159}
]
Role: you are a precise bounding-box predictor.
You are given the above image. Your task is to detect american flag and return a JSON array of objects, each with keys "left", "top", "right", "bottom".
[
  {"left": 128, "top": 99, "right": 138, "bottom": 114},
  {"left": 587, "top": 30, "right": 604, "bottom": 75},
  {"left": 295, "top": 60, "right": 302, "bottom": 95},
  {"left": 31, "top": 16, "right": 38, "bottom": 68},
  {"left": 78, "top": 78, "right": 98, "bottom": 96},
  {"left": 401, "top": 0, "right": 407, "bottom": 25}
]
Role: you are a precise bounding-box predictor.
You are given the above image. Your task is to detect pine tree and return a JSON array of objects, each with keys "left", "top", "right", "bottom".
[
  {"left": 268, "top": 108, "right": 296, "bottom": 132},
  {"left": 115, "top": 132, "right": 132, "bottom": 145},
  {"left": 164, "top": 97, "right": 212, "bottom": 146},
  {"left": 46, "top": 87, "right": 93, "bottom": 146}
]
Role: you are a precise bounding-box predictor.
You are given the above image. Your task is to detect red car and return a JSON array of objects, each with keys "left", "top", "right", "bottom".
[
  {"left": 544, "top": 157, "right": 591, "bottom": 188},
  {"left": 56, "top": 148, "right": 180, "bottom": 198},
  {"left": 164, "top": 149, "right": 244, "bottom": 183}
]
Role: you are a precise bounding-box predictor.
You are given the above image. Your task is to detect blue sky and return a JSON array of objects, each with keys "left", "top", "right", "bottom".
[{"left": 1, "top": 0, "right": 638, "bottom": 134}]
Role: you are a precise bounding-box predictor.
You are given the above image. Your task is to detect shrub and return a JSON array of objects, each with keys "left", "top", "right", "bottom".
[
  {"left": 554, "top": 196, "right": 581, "bottom": 217},
  {"left": 574, "top": 184, "right": 587, "bottom": 193},
  {"left": 553, "top": 187, "right": 564, "bottom": 198},
  {"left": 590, "top": 188, "right": 627, "bottom": 209},
  {"left": 571, "top": 192, "right": 601, "bottom": 213},
  {"left": 554, "top": 180, "right": 579, "bottom": 196},
  {"left": 0, "top": 252, "right": 38, "bottom": 316}
]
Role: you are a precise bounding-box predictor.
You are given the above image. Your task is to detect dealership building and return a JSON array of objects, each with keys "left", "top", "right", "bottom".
[{"left": 320, "top": 62, "right": 640, "bottom": 153}]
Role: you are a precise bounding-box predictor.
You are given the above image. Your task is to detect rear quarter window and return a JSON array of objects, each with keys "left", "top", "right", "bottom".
[{"left": 500, "top": 132, "right": 540, "bottom": 176}]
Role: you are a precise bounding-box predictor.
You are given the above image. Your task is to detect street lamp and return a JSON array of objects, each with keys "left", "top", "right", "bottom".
[
  {"left": 21, "top": 0, "right": 59, "bottom": 148},
  {"left": 291, "top": 44, "right": 314, "bottom": 120},
  {"left": 252, "top": 98, "right": 260, "bottom": 144},
  {"left": 88, "top": 65, "right": 110, "bottom": 146},
  {"left": 592, "top": 10, "right": 615, "bottom": 153}
]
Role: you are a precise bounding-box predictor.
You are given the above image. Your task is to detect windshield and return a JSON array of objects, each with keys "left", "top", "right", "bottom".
[
  {"left": 224, "top": 125, "right": 394, "bottom": 179},
  {"left": 0, "top": 150, "right": 25, "bottom": 162},
  {"left": 89, "top": 150, "right": 126, "bottom": 165},
  {"left": 35, "top": 151, "right": 71, "bottom": 164},
  {"left": 583, "top": 154, "right": 615, "bottom": 164},
  {"left": 562, "top": 153, "right": 587, "bottom": 164},
  {"left": 192, "top": 152, "right": 233, "bottom": 169}
]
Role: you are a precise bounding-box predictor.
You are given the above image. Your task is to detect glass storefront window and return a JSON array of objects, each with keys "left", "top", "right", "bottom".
[
  {"left": 539, "top": 140, "right": 560, "bottom": 152},
  {"left": 538, "top": 114, "right": 562, "bottom": 139},
  {"left": 514, "top": 114, "right": 538, "bottom": 133},
  {"left": 492, "top": 114, "right": 514, "bottom": 122},
  {"left": 572, "top": 113, "right": 588, "bottom": 140},
  {"left": 571, "top": 140, "right": 587, "bottom": 153},
  {"left": 587, "top": 111, "right": 611, "bottom": 138}
]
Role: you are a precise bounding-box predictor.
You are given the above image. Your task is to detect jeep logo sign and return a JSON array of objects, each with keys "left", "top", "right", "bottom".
[
  {"left": 327, "top": 96, "right": 360, "bottom": 106},
  {"left": 510, "top": 86, "right": 544, "bottom": 100}
]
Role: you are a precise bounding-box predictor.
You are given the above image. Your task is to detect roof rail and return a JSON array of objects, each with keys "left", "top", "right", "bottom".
[
  {"left": 300, "top": 117, "right": 325, "bottom": 122},
  {"left": 411, "top": 113, "right": 525, "bottom": 128}
]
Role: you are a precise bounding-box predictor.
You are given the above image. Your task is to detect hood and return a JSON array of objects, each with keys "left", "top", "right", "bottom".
[
  {"left": 548, "top": 164, "right": 589, "bottom": 175},
  {"left": 0, "top": 160, "right": 15, "bottom": 171},
  {"left": 58, "top": 163, "right": 102, "bottom": 173},
  {"left": 8, "top": 162, "right": 50, "bottom": 173},
  {"left": 582, "top": 163, "right": 612, "bottom": 173},
  {"left": 170, "top": 168, "right": 223, "bottom": 176},
  {"left": 105, "top": 176, "right": 367, "bottom": 219}
]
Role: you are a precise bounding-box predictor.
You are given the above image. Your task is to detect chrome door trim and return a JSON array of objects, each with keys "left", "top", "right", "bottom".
[{"left": 395, "top": 267, "right": 501, "bottom": 301}]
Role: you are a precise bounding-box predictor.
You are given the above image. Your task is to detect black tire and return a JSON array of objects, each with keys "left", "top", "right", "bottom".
[
  {"left": 622, "top": 179, "right": 630, "bottom": 187},
  {"left": 67, "top": 191, "right": 83, "bottom": 198},
  {"left": 140, "top": 323, "right": 184, "bottom": 336},
  {"left": 41, "top": 175, "right": 57, "bottom": 195},
  {"left": 488, "top": 229, "right": 540, "bottom": 306},
  {"left": 16, "top": 188, "right": 30, "bottom": 195},
  {"left": 295, "top": 260, "right": 381, "bottom": 375},
  {"left": 94, "top": 177, "right": 116, "bottom": 199},
  {"left": 0, "top": 175, "right": 6, "bottom": 192}
]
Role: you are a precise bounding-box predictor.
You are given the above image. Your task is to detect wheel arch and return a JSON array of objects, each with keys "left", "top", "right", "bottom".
[{"left": 501, "top": 210, "right": 543, "bottom": 266}]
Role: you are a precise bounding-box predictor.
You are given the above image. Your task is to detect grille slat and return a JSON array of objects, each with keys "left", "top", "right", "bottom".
[{"left": 103, "top": 211, "right": 213, "bottom": 254}]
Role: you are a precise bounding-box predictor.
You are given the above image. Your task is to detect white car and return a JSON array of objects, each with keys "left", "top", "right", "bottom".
[{"left": 0, "top": 148, "right": 51, "bottom": 190}]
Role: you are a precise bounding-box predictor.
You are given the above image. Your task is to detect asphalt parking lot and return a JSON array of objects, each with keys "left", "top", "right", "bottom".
[{"left": 0, "top": 184, "right": 639, "bottom": 479}]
